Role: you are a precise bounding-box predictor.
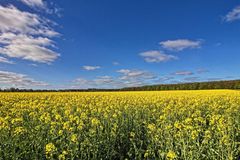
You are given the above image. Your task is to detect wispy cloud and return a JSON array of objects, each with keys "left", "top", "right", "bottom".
[
  {"left": 139, "top": 50, "right": 177, "bottom": 63},
  {"left": 183, "top": 76, "right": 200, "bottom": 82},
  {"left": 94, "top": 76, "right": 114, "bottom": 84},
  {"left": 0, "top": 56, "right": 14, "bottom": 64},
  {"left": 82, "top": 65, "right": 101, "bottom": 71},
  {"left": 73, "top": 76, "right": 121, "bottom": 89},
  {"left": 112, "top": 61, "right": 120, "bottom": 65},
  {"left": 196, "top": 68, "right": 209, "bottom": 74},
  {"left": 116, "top": 69, "right": 156, "bottom": 87},
  {"left": 19, "top": 0, "right": 45, "bottom": 9},
  {"left": 158, "top": 76, "right": 175, "bottom": 82},
  {"left": 173, "top": 71, "right": 194, "bottom": 76},
  {"left": 0, "top": 70, "right": 48, "bottom": 88},
  {"left": 0, "top": 5, "right": 60, "bottom": 63},
  {"left": 73, "top": 69, "right": 157, "bottom": 89},
  {"left": 159, "top": 39, "right": 202, "bottom": 51},
  {"left": 117, "top": 69, "right": 131, "bottom": 74},
  {"left": 19, "top": 0, "right": 62, "bottom": 16},
  {"left": 117, "top": 69, "right": 156, "bottom": 81},
  {"left": 224, "top": 5, "right": 240, "bottom": 22}
]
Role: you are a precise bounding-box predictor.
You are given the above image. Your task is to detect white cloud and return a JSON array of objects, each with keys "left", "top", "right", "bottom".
[
  {"left": 0, "top": 5, "right": 59, "bottom": 63},
  {"left": 0, "top": 70, "right": 48, "bottom": 88},
  {"left": 117, "top": 69, "right": 156, "bottom": 80},
  {"left": 0, "top": 5, "right": 58, "bottom": 36},
  {"left": 159, "top": 39, "right": 202, "bottom": 51},
  {"left": 73, "top": 78, "right": 90, "bottom": 87},
  {"left": 73, "top": 76, "right": 121, "bottom": 89},
  {"left": 117, "top": 69, "right": 131, "bottom": 74},
  {"left": 0, "top": 56, "right": 14, "bottom": 64},
  {"left": 94, "top": 76, "right": 114, "bottom": 84},
  {"left": 173, "top": 71, "right": 194, "bottom": 76},
  {"left": 82, "top": 65, "right": 101, "bottom": 71},
  {"left": 139, "top": 50, "right": 177, "bottom": 63},
  {"left": 0, "top": 5, "right": 39, "bottom": 34},
  {"left": 19, "top": 0, "right": 62, "bottom": 17},
  {"left": 224, "top": 6, "right": 240, "bottom": 22},
  {"left": 113, "top": 61, "right": 120, "bottom": 65},
  {"left": 73, "top": 69, "right": 157, "bottom": 89},
  {"left": 0, "top": 33, "right": 59, "bottom": 63},
  {"left": 116, "top": 69, "right": 156, "bottom": 87},
  {"left": 19, "top": 0, "right": 45, "bottom": 9}
]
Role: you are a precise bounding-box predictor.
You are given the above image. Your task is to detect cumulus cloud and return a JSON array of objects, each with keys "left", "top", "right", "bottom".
[
  {"left": 19, "top": 0, "right": 45, "bottom": 9},
  {"left": 0, "top": 56, "right": 14, "bottom": 64},
  {"left": 0, "top": 5, "right": 58, "bottom": 36},
  {"left": 82, "top": 65, "right": 101, "bottom": 71},
  {"left": 0, "top": 33, "right": 59, "bottom": 63},
  {"left": 0, "top": 5, "right": 59, "bottom": 63},
  {"left": 224, "top": 6, "right": 240, "bottom": 22},
  {"left": 0, "top": 70, "right": 48, "bottom": 88},
  {"left": 159, "top": 39, "right": 202, "bottom": 51},
  {"left": 139, "top": 50, "right": 177, "bottom": 63},
  {"left": 173, "top": 71, "right": 194, "bottom": 76}
]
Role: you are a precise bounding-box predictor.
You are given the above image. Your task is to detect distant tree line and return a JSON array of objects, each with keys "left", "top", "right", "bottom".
[
  {"left": 121, "top": 80, "right": 240, "bottom": 91},
  {"left": 1, "top": 80, "right": 240, "bottom": 92}
]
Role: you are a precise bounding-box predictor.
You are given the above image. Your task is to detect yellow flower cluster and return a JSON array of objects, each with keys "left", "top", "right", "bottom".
[
  {"left": 167, "top": 150, "right": 177, "bottom": 159},
  {"left": 0, "top": 90, "right": 239, "bottom": 159},
  {"left": 45, "top": 143, "right": 57, "bottom": 158}
]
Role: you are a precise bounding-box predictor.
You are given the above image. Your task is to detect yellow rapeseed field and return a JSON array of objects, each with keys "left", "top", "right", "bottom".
[{"left": 0, "top": 90, "right": 240, "bottom": 159}]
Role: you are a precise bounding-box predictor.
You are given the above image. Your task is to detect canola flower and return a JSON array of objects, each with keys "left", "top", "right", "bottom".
[
  {"left": 71, "top": 134, "right": 78, "bottom": 143},
  {"left": 0, "top": 90, "right": 239, "bottom": 159},
  {"left": 45, "top": 143, "right": 57, "bottom": 158},
  {"left": 58, "top": 150, "right": 68, "bottom": 160},
  {"left": 167, "top": 150, "right": 177, "bottom": 160}
]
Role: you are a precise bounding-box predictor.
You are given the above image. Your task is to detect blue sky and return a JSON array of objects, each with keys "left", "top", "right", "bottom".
[{"left": 0, "top": 0, "right": 240, "bottom": 89}]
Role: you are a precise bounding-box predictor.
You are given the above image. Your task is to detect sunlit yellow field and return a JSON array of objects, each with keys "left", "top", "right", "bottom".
[{"left": 0, "top": 90, "right": 240, "bottom": 159}]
